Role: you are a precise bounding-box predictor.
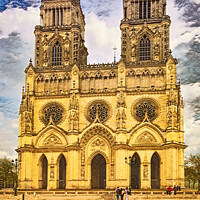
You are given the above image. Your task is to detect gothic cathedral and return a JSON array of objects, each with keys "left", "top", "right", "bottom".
[{"left": 17, "top": 0, "right": 186, "bottom": 190}]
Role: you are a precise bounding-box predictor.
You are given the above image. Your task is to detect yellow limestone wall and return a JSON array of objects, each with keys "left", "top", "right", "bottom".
[{"left": 17, "top": 0, "right": 186, "bottom": 191}]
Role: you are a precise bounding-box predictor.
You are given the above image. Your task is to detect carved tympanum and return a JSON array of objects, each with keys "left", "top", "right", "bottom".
[
  {"left": 43, "top": 135, "right": 62, "bottom": 146},
  {"left": 135, "top": 132, "right": 157, "bottom": 143},
  {"left": 90, "top": 138, "right": 106, "bottom": 151}
]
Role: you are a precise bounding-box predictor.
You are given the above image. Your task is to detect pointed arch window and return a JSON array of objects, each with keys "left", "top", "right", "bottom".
[
  {"left": 139, "top": 0, "right": 151, "bottom": 19},
  {"left": 52, "top": 41, "right": 62, "bottom": 66},
  {"left": 139, "top": 35, "right": 151, "bottom": 61}
]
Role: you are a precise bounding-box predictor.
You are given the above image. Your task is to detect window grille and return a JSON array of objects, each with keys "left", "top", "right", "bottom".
[
  {"left": 139, "top": 0, "right": 151, "bottom": 19},
  {"left": 73, "top": 32, "right": 79, "bottom": 62},
  {"left": 139, "top": 35, "right": 151, "bottom": 61},
  {"left": 52, "top": 41, "right": 62, "bottom": 66}
]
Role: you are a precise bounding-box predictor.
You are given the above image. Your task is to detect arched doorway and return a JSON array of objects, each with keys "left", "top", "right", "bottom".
[
  {"left": 42, "top": 156, "right": 48, "bottom": 189},
  {"left": 91, "top": 154, "right": 106, "bottom": 189},
  {"left": 131, "top": 153, "right": 141, "bottom": 189},
  {"left": 59, "top": 155, "right": 66, "bottom": 189},
  {"left": 151, "top": 152, "right": 160, "bottom": 189}
]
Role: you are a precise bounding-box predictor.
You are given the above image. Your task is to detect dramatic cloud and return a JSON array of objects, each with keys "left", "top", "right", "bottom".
[
  {"left": 0, "top": 0, "right": 40, "bottom": 12},
  {"left": 0, "top": 0, "right": 199, "bottom": 158}
]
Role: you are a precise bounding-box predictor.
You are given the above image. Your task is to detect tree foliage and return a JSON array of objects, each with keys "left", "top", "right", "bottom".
[
  {"left": 185, "top": 153, "right": 200, "bottom": 188},
  {"left": 0, "top": 157, "right": 15, "bottom": 189}
]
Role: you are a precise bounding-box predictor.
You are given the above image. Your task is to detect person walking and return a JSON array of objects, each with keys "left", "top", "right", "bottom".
[
  {"left": 125, "top": 187, "right": 129, "bottom": 200},
  {"left": 173, "top": 185, "right": 177, "bottom": 195},
  {"left": 120, "top": 188, "right": 124, "bottom": 200},
  {"left": 115, "top": 187, "right": 120, "bottom": 200}
]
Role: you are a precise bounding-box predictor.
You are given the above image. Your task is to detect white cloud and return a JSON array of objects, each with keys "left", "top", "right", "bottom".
[
  {"left": 0, "top": 7, "right": 39, "bottom": 43},
  {"left": 181, "top": 83, "right": 200, "bottom": 155},
  {"left": 85, "top": 12, "right": 121, "bottom": 63},
  {"left": 0, "top": 112, "right": 18, "bottom": 159}
]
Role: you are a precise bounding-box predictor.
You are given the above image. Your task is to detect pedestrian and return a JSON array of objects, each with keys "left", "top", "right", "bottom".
[
  {"left": 125, "top": 187, "right": 129, "bottom": 200},
  {"left": 168, "top": 186, "right": 172, "bottom": 195},
  {"left": 173, "top": 185, "right": 177, "bottom": 195},
  {"left": 166, "top": 187, "right": 169, "bottom": 195},
  {"left": 115, "top": 187, "right": 120, "bottom": 200},
  {"left": 120, "top": 188, "right": 124, "bottom": 200}
]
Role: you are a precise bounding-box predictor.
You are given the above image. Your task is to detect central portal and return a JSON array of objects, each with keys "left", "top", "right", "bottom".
[{"left": 91, "top": 154, "right": 106, "bottom": 189}]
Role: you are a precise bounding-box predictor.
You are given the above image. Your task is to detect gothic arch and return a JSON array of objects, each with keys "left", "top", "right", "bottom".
[
  {"left": 38, "top": 154, "right": 48, "bottom": 189},
  {"left": 35, "top": 126, "right": 68, "bottom": 147},
  {"left": 131, "top": 152, "right": 141, "bottom": 189},
  {"left": 87, "top": 150, "right": 110, "bottom": 165},
  {"left": 129, "top": 123, "right": 164, "bottom": 145},
  {"left": 151, "top": 152, "right": 161, "bottom": 189},
  {"left": 80, "top": 124, "right": 115, "bottom": 149},
  {"left": 57, "top": 153, "right": 67, "bottom": 189},
  {"left": 126, "top": 69, "right": 136, "bottom": 77}
]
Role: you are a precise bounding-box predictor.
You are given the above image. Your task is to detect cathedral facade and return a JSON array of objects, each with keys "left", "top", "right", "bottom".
[{"left": 17, "top": 0, "right": 186, "bottom": 190}]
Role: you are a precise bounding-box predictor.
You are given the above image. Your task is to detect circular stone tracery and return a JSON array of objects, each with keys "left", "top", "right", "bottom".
[
  {"left": 133, "top": 99, "right": 159, "bottom": 122},
  {"left": 87, "top": 102, "right": 109, "bottom": 123},
  {"left": 42, "top": 103, "right": 64, "bottom": 125}
]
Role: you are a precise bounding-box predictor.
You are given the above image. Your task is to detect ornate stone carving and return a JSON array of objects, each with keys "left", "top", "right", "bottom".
[
  {"left": 86, "top": 101, "right": 109, "bottom": 123},
  {"left": 43, "top": 135, "right": 62, "bottom": 146},
  {"left": 132, "top": 98, "right": 159, "bottom": 122},
  {"left": 42, "top": 103, "right": 64, "bottom": 125},
  {"left": 68, "top": 93, "right": 79, "bottom": 132},
  {"left": 154, "top": 43, "right": 160, "bottom": 56},
  {"left": 143, "top": 165, "right": 148, "bottom": 180},
  {"left": 90, "top": 138, "right": 106, "bottom": 151},
  {"left": 80, "top": 126, "right": 114, "bottom": 165},
  {"left": 116, "top": 91, "right": 126, "bottom": 130},
  {"left": 135, "top": 132, "right": 157, "bottom": 143},
  {"left": 81, "top": 167, "right": 85, "bottom": 179}
]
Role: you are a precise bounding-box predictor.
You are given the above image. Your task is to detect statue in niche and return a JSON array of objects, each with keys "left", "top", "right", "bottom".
[
  {"left": 167, "top": 111, "right": 172, "bottom": 127},
  {"left": 116, "top": 110, "right": 120, "bottom": 129},
  {"left": 117, "top": 91, "right": 126, "bottom": 108},
  {"left": 143, "top": 166, "right": 148, "bottom": 179},
  {"left": 44, "top": 50, "right": 47, "bottom": 59},
  {"left": 50, "top": 166, "right": 54, "bottom": 179},
  {"left": 131, "top": 44, "right": 136, "bottom": 57},
  {"left": 154, "top": 43, "right": 160, "bottom": 56},
  {"left": 81, "top": 167, "right": 85, "bottom": 179},
  {"left": 64, "top": 49, "right": 69, "bottom": 60},
  {"left": 69, "top": 110, "right": 78, "bottom": 131},
  {"left": 122, "top": 109, "right": 126, "bottom": 128}
]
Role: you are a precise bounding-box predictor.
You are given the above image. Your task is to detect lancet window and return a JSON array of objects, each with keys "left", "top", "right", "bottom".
[
  {"left": 52, "top": 41, "right": 62, "bottom": 66},
  {"left": 139, "top": 0, "right": 151, "bottom": 19},
  {"left": 139, "top": 35, "right": 151, "bottom": 61}
]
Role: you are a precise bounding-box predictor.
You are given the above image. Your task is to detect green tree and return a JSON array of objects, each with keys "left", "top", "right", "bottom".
[
  {"left": 0, "top": 157, "right": 15, "bottom": 189},
  {"left": 185, "top": 153, "right": 200, "bottom": 188}
]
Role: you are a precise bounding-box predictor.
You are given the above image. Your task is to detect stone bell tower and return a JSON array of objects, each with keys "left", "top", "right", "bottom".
[
  {"left": 120, "top": 0, "right": 170, "bottom": 64},
  {"left": 35, "top": 0, "right": 88, "bottom": 69}
]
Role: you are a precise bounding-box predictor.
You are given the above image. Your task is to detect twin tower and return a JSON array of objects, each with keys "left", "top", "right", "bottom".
[{"left": 17, "top": 0, "right": 186, "bottom": 190}]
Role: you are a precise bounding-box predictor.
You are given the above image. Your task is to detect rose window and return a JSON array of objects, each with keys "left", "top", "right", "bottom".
[
  {"left": 134, "top": 99, "right": 158, "bottom": 122},
  {"left": 43, "top": 104, "right": 63, "bottom": 124},
  {"left": 88, "top": 102, "right": 109, "bottom": 122}
]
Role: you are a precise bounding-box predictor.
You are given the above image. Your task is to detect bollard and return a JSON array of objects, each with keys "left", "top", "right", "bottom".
[{"left": 22, "top": 193, "right": 25, "bottom": 200}]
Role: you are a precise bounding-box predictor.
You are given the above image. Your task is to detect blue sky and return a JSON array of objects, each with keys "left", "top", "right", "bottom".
[{"left": 0, "top": 0, "right": 199, "bottom": 158}]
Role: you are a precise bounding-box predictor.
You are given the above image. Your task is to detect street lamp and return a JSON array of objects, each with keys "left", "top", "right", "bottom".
[
  {"left": 12, "top": 158, "right": 20, "bottom": 196},
  {"left": 125, "top": 156, "right": 136, "bottom": 195}
]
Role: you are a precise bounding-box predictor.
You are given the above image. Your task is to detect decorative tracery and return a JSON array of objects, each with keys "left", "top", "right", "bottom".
[
  {"left": 133, "top": 99, "right": 159, "bottom": 122},
  {"left": 42, "top": 103, "right": 64, "bottom": 125},
  {"left": 139, "top": 35, "right": 151, "bottom": 61},
  {"left": 86, "top": 101, "right": 110, "bottom": 123},
  {"left": 52, "top": 41, "right": 62, "bottom": 66}
]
